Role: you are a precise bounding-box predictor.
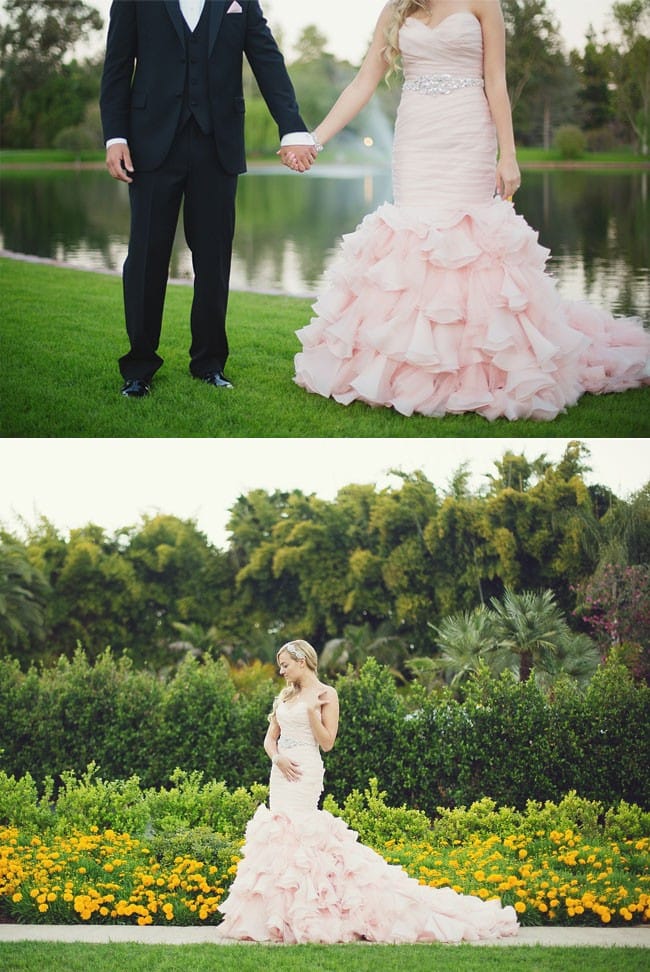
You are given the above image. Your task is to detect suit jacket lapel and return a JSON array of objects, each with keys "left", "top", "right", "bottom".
[
  {"left": 209, "top": 0, "right": 227, "bottom": 57},
  {"left": 164, "top": 0, "right": 185, "bottom": 45}
]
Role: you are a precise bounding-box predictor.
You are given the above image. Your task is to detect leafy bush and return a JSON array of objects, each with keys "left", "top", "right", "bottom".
[
  {"left": 430, "top": 792, "right": 609, "bottom": 844},
  {"left": 323, "top": 777, "right": 432, "bottom": 848},
  {"left": 0, "top": 653, "right": 648, "bottom": 814},
  {"left": 554, "top": 124, "right": 587, "bottom": 159}
]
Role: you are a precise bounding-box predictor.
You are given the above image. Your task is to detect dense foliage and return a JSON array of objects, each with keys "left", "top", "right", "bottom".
[
  {"left": 2, "top": 443, "right": 649, "bottom": 676},
  {"left": 0, "top": 652, "right": 647, "bottom": 814}
]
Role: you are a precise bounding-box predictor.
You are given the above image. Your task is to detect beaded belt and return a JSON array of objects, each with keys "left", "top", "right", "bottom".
[
  {"left": 403, "top": 75, "right": 484, "bottom": 96},
  {"left": 279, "top": 736, "right": 318, "bottom": 749}
]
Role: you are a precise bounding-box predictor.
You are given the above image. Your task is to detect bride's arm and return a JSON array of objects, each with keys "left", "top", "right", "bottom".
[
  {"left": 263, "top": 716, "right": 281, "bottom": 761},
  {"left": 306, "top": 687, "right": 340, "bottom": 752},
  {"left": 312, "top": 3, "right": 393, "bottom": 148},
  {"left": 477, "top": 0, "right": 520, "bottom": 198}
]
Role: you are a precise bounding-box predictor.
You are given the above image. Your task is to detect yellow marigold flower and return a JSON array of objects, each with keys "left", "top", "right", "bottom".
[
  {"left": 514, "top": 901, "right": 526, "bottom": 914},
  {"left": 38, "top": 904, "right": 48, "bottom": 913},
  {"left": 518, "top": 849, "right": 528, "bottom": 860},
  {"left": 11, "top": 893, "right": 22, "bottom": 903}
]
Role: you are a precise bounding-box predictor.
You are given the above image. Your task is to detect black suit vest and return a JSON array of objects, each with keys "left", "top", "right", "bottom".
[{"left": 180, "top": 4, "right": 213, "bottom": 135}]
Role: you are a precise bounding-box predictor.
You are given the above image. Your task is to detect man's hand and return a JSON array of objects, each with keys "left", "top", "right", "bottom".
[
  {"left": 278, "top": 143, "right": 317, "bottom": 173},
  {"left": 106, "top": 142, "right": 135, "bottom": 184}
]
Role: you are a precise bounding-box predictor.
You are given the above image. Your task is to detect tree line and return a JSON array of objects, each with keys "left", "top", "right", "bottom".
[
  {"left": 1, "top": 441, "right": 649, "bottom": 684},
  {"left": 1, "top": 0, "right": 648, "bottom": 154}
]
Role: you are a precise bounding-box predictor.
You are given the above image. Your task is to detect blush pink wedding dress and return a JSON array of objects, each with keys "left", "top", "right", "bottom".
[
  {"left": 294, "top": 12, "right": 650, "bottom": 421},
  {"left": 216, "top": 699, "right": 519, "bottom": 944}
]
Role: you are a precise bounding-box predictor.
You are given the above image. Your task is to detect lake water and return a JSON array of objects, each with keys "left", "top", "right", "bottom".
[{"left": 1, "top": 165, "right": 648, "bottom": 319}]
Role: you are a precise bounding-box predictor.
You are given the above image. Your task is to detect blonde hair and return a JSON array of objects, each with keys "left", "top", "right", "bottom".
[
  {"left": 384, "top": 1, "right": 431, "bottom": 79},
  {"left": 269, "top": 640, "right": 318, "bottom": 720}
]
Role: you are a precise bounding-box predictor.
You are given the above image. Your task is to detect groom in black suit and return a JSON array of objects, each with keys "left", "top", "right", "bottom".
[{"left": 100, "top": 0, "right": 317, "bottom": 397}]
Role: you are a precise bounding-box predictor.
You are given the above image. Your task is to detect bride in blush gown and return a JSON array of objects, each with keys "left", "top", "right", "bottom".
[
  {"left": 291, "top": 0, "right": 650, "bottom": 421},
  {"left": 216, "top": 640, "right": 519, "bottom": 944}
]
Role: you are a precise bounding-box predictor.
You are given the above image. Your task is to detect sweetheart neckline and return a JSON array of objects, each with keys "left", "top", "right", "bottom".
[{"left": 405, "top": 10, "right": 480, "bottom": 33}]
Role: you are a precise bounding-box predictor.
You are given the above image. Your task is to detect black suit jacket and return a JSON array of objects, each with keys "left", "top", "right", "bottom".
[{"left": 100, "top": 0, "right": 307, "bottom": 173}]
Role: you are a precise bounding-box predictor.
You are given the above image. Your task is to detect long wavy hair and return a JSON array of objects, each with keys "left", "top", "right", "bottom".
[
  {"left": 384, "top": 0, "right": 431, "bottom": 79},
  {"left": 268, "top": 639, "right": 319, "bottom": 721}
]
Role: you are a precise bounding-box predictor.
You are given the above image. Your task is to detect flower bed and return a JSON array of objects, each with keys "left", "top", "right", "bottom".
[
  {"left": 0, "top": 827, "right": 240, "bottom": 926},
  {"left": 1, "top": 821, "right": 648, "bottom": 927},
  {"left": 383, "top": 830, "right": 650, "bottom": 926}
]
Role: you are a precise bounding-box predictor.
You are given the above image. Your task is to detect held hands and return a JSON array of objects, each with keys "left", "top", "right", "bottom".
[
  {"left": 495, "top": 156, "right": 521, "bottom": 201},
  {"left": 278, "top": 143, "right": 318, "bottom": 173},
  {"left": 106, "top": 143, "right": 135, "bottom": 184}
]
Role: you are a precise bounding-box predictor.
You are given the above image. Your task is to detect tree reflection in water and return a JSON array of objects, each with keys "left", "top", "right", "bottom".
[{"left": 0, "top": 166, "right": 648, "bottom": 320}]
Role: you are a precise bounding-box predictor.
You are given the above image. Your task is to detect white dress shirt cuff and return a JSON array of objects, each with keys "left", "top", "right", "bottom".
[
  {"left": 106, "top": 137, "right": 128, "bottom": 148},
  {"left": 280, "top": 132, "right": 315, "bottom": 147}
]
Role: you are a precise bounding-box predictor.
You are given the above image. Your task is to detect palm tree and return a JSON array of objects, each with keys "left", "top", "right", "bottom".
[
  {"left": 416, "top": 606, "right": 501, "bottom": 690},
  {"left": 0, "top": 540, "right": 49, "bottom": 653},
  {"left": 490, "top": 588, "right": 582, "bottom": 682},
  {"left": 414, "top": 589, "right": 602, "bottom": 692},
  {"left": 320, "top": 621, "right": 411, "bottom": 680}
]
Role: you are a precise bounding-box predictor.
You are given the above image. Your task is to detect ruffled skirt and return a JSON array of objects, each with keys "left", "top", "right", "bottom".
[
  {"left": 216, "top": 806, "right": 519, "bottom": 944},
  {"left": 294, "top": 200, "right": 650, "bottom": 421}
]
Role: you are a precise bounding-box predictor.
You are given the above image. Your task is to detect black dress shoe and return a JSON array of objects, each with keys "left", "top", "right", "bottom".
[
  {"left": 197, "top": 370, "right": 233, "bottom": 389},
  {"left": 121, "top": 378, "right": 151, "bottom": 398}
]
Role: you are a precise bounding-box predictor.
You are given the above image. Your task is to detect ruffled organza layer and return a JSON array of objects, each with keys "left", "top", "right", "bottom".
[
  {"left": 217, "top": 805, "right": 519, "bottom": 944},
  {"left": 294, "top": 201, "right": 650, "bottom": 421}
]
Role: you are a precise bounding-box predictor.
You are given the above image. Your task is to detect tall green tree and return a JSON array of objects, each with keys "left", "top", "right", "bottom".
[
  {"left": 573, "top": 27, "right": 614, "bottom": 135},
  {"left": 0, "top": 0, "right": 103, "bottom": 147},
  {"left": 0, "top": 537, "right": 49, "bottom": 660},
  {"left": 502, "top": 0, "right": 575, "bottom": 146},
  {"left": 610, "top": 0, "right": 650, "bottom": 153}
]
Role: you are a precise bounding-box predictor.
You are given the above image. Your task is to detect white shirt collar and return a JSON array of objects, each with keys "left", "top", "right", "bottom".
[{"left": 179, "top": 0, "right": 205, "bottom": 32}]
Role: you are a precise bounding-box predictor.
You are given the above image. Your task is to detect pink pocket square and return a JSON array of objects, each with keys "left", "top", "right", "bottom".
[{"left": 226, "top": 1, "right": 243, "bottom": 12}]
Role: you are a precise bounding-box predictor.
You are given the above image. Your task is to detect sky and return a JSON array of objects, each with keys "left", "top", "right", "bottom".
[
  {"left": 1, "top": 438, "right": 648, "bottom": 549},
  {"left": 84, "top": 1, "right": 618, "bottom": 62}
]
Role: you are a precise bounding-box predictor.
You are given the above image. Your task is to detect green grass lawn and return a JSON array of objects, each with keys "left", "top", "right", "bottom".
[
  {"left": 0, "top": 942, "right": 648, "bottom": 972},
  {"left": 1, "top": 257, "right": 649, "bottom": 437}
]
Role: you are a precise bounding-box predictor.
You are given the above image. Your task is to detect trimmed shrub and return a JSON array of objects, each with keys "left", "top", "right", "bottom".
[
  {"left": 554, "top": 124, "right": 587, "bottom": 159},
  {"left": 0, "top": 653, "right": 648, "bottom": 813}
]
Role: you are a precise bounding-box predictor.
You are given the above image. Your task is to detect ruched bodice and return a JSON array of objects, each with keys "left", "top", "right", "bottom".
[
  {"left": 400, "top": 13, "right": 484, "bottom": 79},
  {"left": 294, "top": 9, "right": 650, "bottom": 420},
  {"left": 270, "top": 702, "right": 324, "bottom": 815},
  {"left": 276, "top": 700, "right": 320, "bottom": 750}
]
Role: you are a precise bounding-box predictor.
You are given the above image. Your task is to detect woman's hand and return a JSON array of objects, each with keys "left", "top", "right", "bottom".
[
  {"left": 274, "top": 753, "right": 302, "bottom": 782},
  {"left": 301, "top": 687, "right": 329, "bottom": 715},
  {"left": 496, "top": 155, "right": 521, "bottom": 201}
]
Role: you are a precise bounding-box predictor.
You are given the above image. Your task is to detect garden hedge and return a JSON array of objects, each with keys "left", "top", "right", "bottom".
[{"left": 0, "top": 650, "right": 647, "bottom": 816}]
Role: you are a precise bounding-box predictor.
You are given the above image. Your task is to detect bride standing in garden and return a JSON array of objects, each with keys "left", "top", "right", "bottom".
[
  {"left": 216, "top": 639, "right": 518, "bottom": 944},
  {"left": 291, "top": 0, "right": 650, "bottom": 421}
]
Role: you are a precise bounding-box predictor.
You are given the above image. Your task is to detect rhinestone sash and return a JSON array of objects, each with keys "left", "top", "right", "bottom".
[{"left": 403, "top": 74, "right": 484, "bottom": 96}]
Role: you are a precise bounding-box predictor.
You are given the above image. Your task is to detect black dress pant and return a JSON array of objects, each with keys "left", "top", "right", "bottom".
[{"left": 120, "top": 118, "right": 238, "bottom": 381}]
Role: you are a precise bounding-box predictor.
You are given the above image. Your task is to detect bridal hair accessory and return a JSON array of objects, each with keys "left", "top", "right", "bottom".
[{"left": 284, "top": 644, "right": 306, "bottom": 660}]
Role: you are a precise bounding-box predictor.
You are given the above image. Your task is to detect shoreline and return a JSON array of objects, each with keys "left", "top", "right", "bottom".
[{"left": 1, "top": 159, "right": 649, "bottom": 172}]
